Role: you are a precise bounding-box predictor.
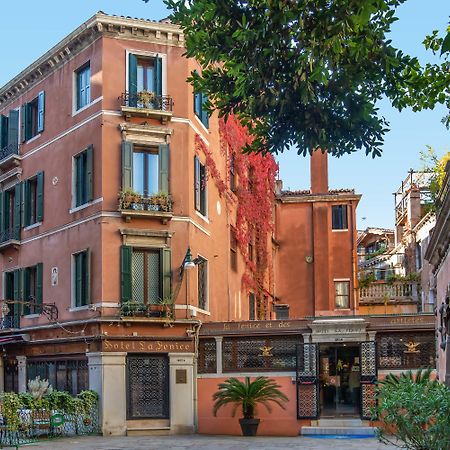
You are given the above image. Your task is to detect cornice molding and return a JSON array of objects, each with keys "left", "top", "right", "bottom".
[
  {"left": 277, "top": 193, "right": 362, "bottom": 204},
  {"left": 0, "top": 13, "right": 184, "bottom": 110}
]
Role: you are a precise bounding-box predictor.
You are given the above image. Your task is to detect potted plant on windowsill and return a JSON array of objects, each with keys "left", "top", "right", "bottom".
[{"left": 212, "top": 376, "right": 288, "bottom": 436}]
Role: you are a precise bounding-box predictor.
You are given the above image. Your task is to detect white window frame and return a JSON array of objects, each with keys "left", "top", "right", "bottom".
[
  {"left": 334, "top": 278, "right": 351, "bottom": 309},
  {"left": 196, "top": 254, "right": 209, "bottom": 312},
  {"left": 72, "top": 61, "right": 92, "bottom": 115}
]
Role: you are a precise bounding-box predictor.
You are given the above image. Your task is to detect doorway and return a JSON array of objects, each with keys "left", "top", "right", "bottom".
[{"left": 319, "top": 344, "right": 360, "bottom": 417}]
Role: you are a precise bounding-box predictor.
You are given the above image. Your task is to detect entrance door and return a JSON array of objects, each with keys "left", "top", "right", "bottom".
[{"left": 319, "top": 344, "right": 361, "bottom": 417}]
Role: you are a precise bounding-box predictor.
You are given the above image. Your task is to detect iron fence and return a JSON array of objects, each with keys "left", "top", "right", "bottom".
[{"left": 120, "top": 92, "right": 173, "bottom": 111}]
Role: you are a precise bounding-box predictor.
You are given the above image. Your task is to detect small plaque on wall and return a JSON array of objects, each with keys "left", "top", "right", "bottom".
[{"left": 176, "top": 369, "right": 187, "bottom": 384}]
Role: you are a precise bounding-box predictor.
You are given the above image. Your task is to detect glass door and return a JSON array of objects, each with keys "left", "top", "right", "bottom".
[{"left": 319, "top": 344, "right": 361, "bottom": 417}]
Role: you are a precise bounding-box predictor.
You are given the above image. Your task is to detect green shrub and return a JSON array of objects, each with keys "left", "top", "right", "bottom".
[{"left": 375, "top": 369, "right": 450, "bottom": 450}]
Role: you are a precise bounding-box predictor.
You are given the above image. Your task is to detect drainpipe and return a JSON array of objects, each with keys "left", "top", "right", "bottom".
[{"left": 192, "top": 320, "right": 202, "bottom": 432}]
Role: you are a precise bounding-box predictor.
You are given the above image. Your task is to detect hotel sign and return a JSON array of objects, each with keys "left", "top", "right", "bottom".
[
  {"left": 103, "top": 339, "right": 194, "bottom": 353},
  {"left": 309, "top": 319, "right": 368, "bottom": 343}
]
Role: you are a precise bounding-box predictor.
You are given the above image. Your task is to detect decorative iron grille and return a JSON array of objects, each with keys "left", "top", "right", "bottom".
[
  {"left": 296, "top": 343, "right": 319, "bottom": 419},
  {"left": 360, "top": 341, "right": 377, "bottom": 420},
  {"left": 222, "top": 335, "right": 303, "bottom": 372},
  {"left": 198, "top": 339, "right": 216, "bottom": 374},
  {"left": 120, "top": 92, "right": 173, "bottom": 111},
  {"left": 0, "top": 142, "right": 19, "bottom": 162},
  {"left": 376, "top": 332, "right": 435, "bottom": 370},
  {"left": 126, "top": 355, "right": 169, "bottom": 419}
]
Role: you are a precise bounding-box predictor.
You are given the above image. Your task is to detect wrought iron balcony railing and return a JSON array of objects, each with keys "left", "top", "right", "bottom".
[
  {"left": 0, "top": 227, "right": 20, "bottom": 243},
  {"left": 118, "top": 191, "right": 173, "bottom": 213},
  {"left": 120, "top": 301, "right": 174, "bottom": 320},
  {"left": 0, "top": 315, "right": 20, "bottom": 329},
  {"left": 0, "top": 143, "right": 19, "bottom": 162},
  {"left": 120, "top": 92, "right": 173, "bottom": 112}
]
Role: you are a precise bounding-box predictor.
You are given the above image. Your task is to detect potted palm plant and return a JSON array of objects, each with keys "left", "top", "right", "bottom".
[{"left": 212, "top": 376, "right": 288, "bottom": 436}]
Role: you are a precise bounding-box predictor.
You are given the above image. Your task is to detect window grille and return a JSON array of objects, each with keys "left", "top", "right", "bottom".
[
  {"left": 198, "top": 339, "right": 216, "bottom": 374},
  {"left": 376, "top": 332, "right": 435, "bottom": 370},
  {"left": 222, "top": 335, "right": 303, "bottom": 372}
]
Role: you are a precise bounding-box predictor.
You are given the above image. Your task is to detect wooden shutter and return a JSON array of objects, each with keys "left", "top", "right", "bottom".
[
  {"left": 36, "top": 263, "right": 43, "bottom": 312},
  {"left": 154, "top": 56, "right": 163, "bottom": 96},
  {"left": 7, "top": 110, "right": 19, "bottom": 151},
  {"left": 86, "top": 145, "right": 94, "bottom": 202},
  {"left": 23, "top": 267, "right": 31, "bottom": 315},
  {"left": 194, "top": 156, "right": 200, "bottom": 211},
  {"left": 20, "top": 104, "right": 27, "bottom": 143},
  {"left": 0, "top": 115, "right": 8, "bottom": 149},
  {"left": 37, "top": 91, "right": 45, "bottom": 133},
  {"left": 200, "top": 163, "right": 207, "bottom": 216},
  {"left": 86, "top": 250, "right": 91, "bottom": 306},
  {"left": 161, "top": 247, "right": 172, "bottom": 301},
  {"left": 75, "top": 253, "right": 82, "bottom": 307},
  {"left": 158, "top": 144, "right": 169, "bottom": 194},
  {"left": 24, "top": 103, "right": 32, "bottom": 141},
  {"left": 21, "top": 181, "right": 27, "bottom": 228},
  {"left": 120, "top": 245, "right": 132, "bottom": 303},
  {"left": 14, "top": 183, "right": 21, "bottom": 239},
  {"left": 201, "top": 93, "right": 209, "bottom": 128},
  {"left": 36, "top": 172, "right": 44, "bottom": 222},
  {"left": 13, "top": 269, "right": 23, "bottom": 316},
  {"left": 194, "top": 92, "right": 202, "bottom": 117},
  {"left": 121, "top": 141, "right": 133, "bottom": 190},
  {"left": 128, "top": 53, "right": 138, "bottom": 107},
  {"left": 0, "top": 191, "right": 3, "bottom": 238}
]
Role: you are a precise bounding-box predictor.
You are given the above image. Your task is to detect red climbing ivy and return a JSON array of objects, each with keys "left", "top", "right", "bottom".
[{"left": 195, "top": 116, "right": 278, "bottom": 319}]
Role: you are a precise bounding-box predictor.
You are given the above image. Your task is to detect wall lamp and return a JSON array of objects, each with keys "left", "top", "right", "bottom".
[{"left": 179, "top": 247, "right": 201, "bottom": 278}]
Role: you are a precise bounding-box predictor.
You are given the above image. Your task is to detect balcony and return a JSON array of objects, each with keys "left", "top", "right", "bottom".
[
  {"left": 0, "top": 143, "right": 21, "bottom": 173},
  {"left": 0, "top": 227, "right": 21, "bottom": 251},
  {"left": 119, "top": 301, "right": 174, "bottom": 321},
  {"left": 359, "top": 281, "right": 419, "bottom": 305},
  {"left": 120, "top": 91, "right": 173, "bottom": 124},
  {"left": 118, "top": 190, "right": 173, "bottom": 224},
  {"left": 0, "top": 315, "right": 20, "bottom": 329}
]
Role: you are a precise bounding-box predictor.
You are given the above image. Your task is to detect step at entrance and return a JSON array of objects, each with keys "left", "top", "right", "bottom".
[{"left": 301, "top": 419, "right": 376, "bottom": 437}]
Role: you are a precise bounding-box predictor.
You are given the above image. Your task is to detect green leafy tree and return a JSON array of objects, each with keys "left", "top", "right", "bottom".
[
  {"left": 420, "top": 147, "right": 450, "bottom": 209},
  {"left": 212, "top": 376, "right": 288, "bottom": 419},
  {"left": 375, "top": 369, "right": 450, "bottom": 450},
  {"left": 153, "top": 0, "right": 449, "bottom": 158}
]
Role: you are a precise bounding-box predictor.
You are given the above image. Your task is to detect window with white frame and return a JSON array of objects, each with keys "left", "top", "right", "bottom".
[
  {"left": 75, "top": 63, "right": 91, "bottom": 110},
  {"left": 197, "top": 256, "right": 208, "bottom": 311},
  {"left": 335, "top": 280, "right": 350, "bottom": 309}
]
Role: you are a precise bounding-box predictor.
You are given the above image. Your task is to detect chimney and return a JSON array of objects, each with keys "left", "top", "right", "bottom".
[{"left": 310, "top": 150, "right": 328, "bottom": 194}]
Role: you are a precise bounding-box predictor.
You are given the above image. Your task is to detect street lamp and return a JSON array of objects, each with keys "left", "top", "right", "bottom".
[{"left": 180, "top": 247, "right": 196, "bottom": 278}]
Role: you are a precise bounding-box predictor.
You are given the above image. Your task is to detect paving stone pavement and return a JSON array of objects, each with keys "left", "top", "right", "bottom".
[{"left": 25, "top": 435, "right": 398, "bottom": 450}]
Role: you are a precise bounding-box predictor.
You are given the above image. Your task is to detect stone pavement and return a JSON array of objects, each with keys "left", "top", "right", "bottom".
[{"left": 26, "top": 435, "right": 397, "bottom": 450}]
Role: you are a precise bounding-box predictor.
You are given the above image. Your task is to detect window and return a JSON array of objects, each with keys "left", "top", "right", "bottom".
[
  {"left": 0, "top": 110, "right": 19, "bottom": 154},
  {"left": 335, "top": 281, "right": 350, "bottom": 309},
  {"left": 332, "top": 204, "right": 348, "bottom": 230},
  {"left": 194, "top": 83, "right": 209, "bottom": 128},
  {"left": 128, "top": 53, "right": 162, "bottom": 107},
  {"left": 23, "top": 264, "right": 43, "bottom": 315},
  {"left": 23, "top": 172, "right": 44, "bottom": 226},
  {"left": 73, "top": 250, "right": 90, "bottom": 307},
  {"left": 27, "top": 359, "right": 88, "bottom": 395},
  {"left": 0, "top": 185, "right": 20, "bottom": 242},
  {"left": 274, "top": 305, "right": 289, "bottom": 320},
  {"left": 76, "top": 64, "right": 91, "bottom": 110},
  {"left": 249, "top": 293, "right": 255, "bottom": 320},
  {"left": 415, "top": 242, "right": 422, "bottom": 271},
  {"left": 121, "top": 142, "right": 169, "bottom": 198},
  {"left": 194, "top": 156, "right": 207, "bottom": 216},
  {"left": 230, "top": 227, "right": 238, "bottom": 271},
  {"left": 21, "top": 91, "right": 45, "bottom": 141},
  {"left": 197, "top": 257, "right": 208, "bottom": 311},
  {"left": 120, "top": 246, "right": 172, "bottom": 305},
  {"left": 74, "top": 146, "right": 93, "bottom": 207}
]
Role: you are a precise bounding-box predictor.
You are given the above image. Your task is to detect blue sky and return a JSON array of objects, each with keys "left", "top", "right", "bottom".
[{"left": 0, "top": 0, "right": 448, "bottom": 229}]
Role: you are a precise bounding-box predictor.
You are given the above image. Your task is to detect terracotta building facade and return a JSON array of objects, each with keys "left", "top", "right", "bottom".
[{"left": 0, "top": 13, "right": 436, "bottom": 437}]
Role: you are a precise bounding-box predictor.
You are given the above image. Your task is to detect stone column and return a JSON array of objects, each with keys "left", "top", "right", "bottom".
[
  {"left": 88, "top": 352, "right": 127, "bottom": 436},
  {"left": 169, "top": 353, "right": 195, "bottom": 434},
  {"left": 17, "top": 356, "right": 26, "bottom": 393},
  {"left": 214, "top": 336, "right": 223, "bottom": 374},
  {"left": 0, "top": 357, "right": 4, "bottom": 393}
]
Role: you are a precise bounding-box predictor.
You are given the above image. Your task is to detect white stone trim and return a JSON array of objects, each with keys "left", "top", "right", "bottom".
[
  {"left": 171, "top": 216, "right": 211, "bottom": 236},
  {"left": 23, "top": 222, "right": 42, "bottom": 231},
  {"left": 69, "top": 197, "right": 103, "bottom": 214},
  {"left": 72, "top": 96, "right": 103, "bottom": 117}
]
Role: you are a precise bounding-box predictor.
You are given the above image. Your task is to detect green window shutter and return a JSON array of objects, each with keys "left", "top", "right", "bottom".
[
  {"left": 121, "top": 141, "right": 133, "bottom": 190},
  {"left": 37, "top": 91, "right": 45, "bottom": 133},
  {"left": 201, "top": 93, "right": 209, "bottom": 128},
  {"left": 36, "top": 263, "right": 43, "bottom": 313},
  {"left": 0, "top": 115, "right": 8, "bottom": 149},
  {"left": 0, "top": 191, "right": 4, "bottom": 238},
  {"left": 154, "top": 56, "right": 163, "bottom": 96},
  {"left": 120, "top": 245, "right": 132, "bottom": 303},
  {"left": 7, "top": 110, "right": 19, "bottom": 152},
  {"left": 23, "top": 267, "right": 31, "bottom": 315},
  {"left": 14, "top": 183, "right": 21, "bottom": 239},
  {"left": 21, "top": 181, "right": 27, "bottom": 228},
  {"left": 128, "top": 53, "right": 138, "bottom": 107},
  {"left": 75, "top": 253, "right": 82, "bottom": 307},
  {"left": 194, "top": 156, "right": 200, "bottom": 211},
  {"left": 194, "top": 92, "right": 202, "bottom": 117},
  {"left": 158, "top": 144, "right": 169, "bottom": 194},
  {"left": 20, "top": 104, "right": 27, "bottom": 143},
  {"left": 13, "top": 269, "right": 23, "bottom": 316},
  {"left": 85, "top": 250, "right": 91, "bottom": 306},
  {"left": 75, "top": 154, "right": 83, "bottom": 207},
  {"left": 200, "top": 163, "right": 207, "bottom": 216},
  {"left": 86, "top": 145, "right": 94, "bottom": 202},
  {"left": 161, "top": 247, "right": 172, "bottom": 301},
  {"left": 36, "top": 172, "right": 44, "bottom": 222},
  {"left": 25, "top": 104, "right": 32, "bottom": 141}
]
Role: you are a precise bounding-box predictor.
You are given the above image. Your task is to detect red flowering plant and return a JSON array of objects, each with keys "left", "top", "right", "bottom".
[{"left": 195, "top": 115, "right": 277, "bottom": 319}]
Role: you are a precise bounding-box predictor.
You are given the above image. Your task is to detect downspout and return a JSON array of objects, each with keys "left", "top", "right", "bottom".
[
  {"left": 192, "top": 320, "right": 202, "bottom": 432},
  {"left": 351, "top": 201, "right": 358, "bottom": 315}
]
